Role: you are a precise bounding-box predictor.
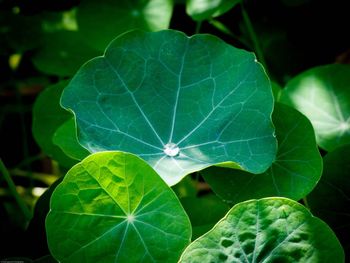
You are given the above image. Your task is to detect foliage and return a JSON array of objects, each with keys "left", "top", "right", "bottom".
[{"left": 1, "top": 0, "right": 349, "bottom": 262}]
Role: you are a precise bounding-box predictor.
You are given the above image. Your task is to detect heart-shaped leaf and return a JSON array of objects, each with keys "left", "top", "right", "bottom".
[
  {"left": 46, "top": 151, "right": 191, "bottom": 263},
  {"left": 77, "top": 0, "right": 174, "bottom": 51},
  {"left": 61, "top": 30, "right": 277, "bottom": 186},
  {"left": 279, "top": 64, "right": 350, "bottom": 151},
  {"left": 308, "top": 145, "right": 350, "bottom": 252},
  {"left": 180, "top": 197, "right": 344, "bottom": 263},
  {"left": 202, "top": 103, "right": 322, "bottom": 203}
]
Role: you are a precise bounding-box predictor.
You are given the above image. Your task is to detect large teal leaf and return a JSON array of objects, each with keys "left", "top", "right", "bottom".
[
  {"left": 61, "top": 30, "right": 277, "bottom": 186},
  {"left": 202, "top": 103, "right": 322, "bottom": 203},
  {"left": 279, "top": 64, "right": 350, "bottom": 151},
  {"left": 308, "top": 145, "right": 350, "bottom": 252},
  {"left": 77, "top": 0, "right": 174, "bottom": 51},
  {"left": 46, "top": 151, "right": 191, "bottom": 262},
  {"left": 32, "top": 81, "right": 76, "bottom": 167},
  {"left": 180, "top": 197, "right": 344, "bottom": 263}
]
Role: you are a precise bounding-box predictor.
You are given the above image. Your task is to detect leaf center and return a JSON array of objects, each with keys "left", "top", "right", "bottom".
[{"left": 163, "top": 143, "right": 180, "bottom": 157}]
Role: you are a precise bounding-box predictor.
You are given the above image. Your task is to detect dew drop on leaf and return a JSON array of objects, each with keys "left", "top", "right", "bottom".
[{"left": 164, "top": 143, "right": 180, "bottom": 157}]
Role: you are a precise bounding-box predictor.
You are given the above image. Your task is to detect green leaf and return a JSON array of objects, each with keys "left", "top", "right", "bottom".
[
  {"left": 202, "top": 103, "right": 322, "bottom": 203},
  {"left": 53, "top": 118, "right": 90, "bottom": 161},
  {"left": 32, "top": 81, "right": 76, "bottom": 167},
  {"left": 46, "top": 151, "right": 191, "bottom": 263},
  {"left": 32, "top": 31, "right": 100, "bottom": 77},
  {"left": 186, "top": 0, "right": 241, "bottom": 21},
  {"left": 308, "top": 145, "right": 350, "bottom": 252},
  {"left": 279, "top": 64, "right": 350, "bottom": 151},
  {"left": 180, "top": 197, "right": 344, "bottom": 263},
  {"left": 180, "top": 194, "right": 229, "bottom": 239},
  {"left": 61, "top": 29, "right": 277, "bottom": 186},
  {"left": 77, "top": 0, "right": 174, "bottom": 51}
]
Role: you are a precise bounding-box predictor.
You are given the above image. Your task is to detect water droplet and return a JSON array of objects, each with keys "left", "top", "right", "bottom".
[
  {"left": 127, "top": 214, "right": 135, "bottom": 223},
  {"left": 164, "top": 143, "right": 180, "bottom": 157}
]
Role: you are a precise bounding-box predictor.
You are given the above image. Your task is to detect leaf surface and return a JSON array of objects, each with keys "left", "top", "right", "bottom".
[
  {"left": 61, "top": 30, "right": 277, "bottom": 185},
  {"left": 180, "top": 197, "right": 344, "bottom": 263},
  {"left": 46, "top": 151, "right": 191, "bottom": 263}
]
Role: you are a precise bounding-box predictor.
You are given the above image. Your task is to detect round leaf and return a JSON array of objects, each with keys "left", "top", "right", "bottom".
[
  {"left": 202, "top": 103, "right": 322, "bottom": 203},
  {"left": 46, "top": 151, "right": 191, "bottom": 263},
  {"left": 308, "top": 145, "right": 350, "bottom": 252},
  {"left": 180, "top": 197, "right": 344, "bottom": 263},
  {"left": 32, "top": 81, "right": 76, "bottom": 167},
  {"left": 77, "top": 0, "right": 174, "bottom": 51},
  {"left": 61, "top": 30, "right": 277, "bottom": 186},
  {"left": 280, "top": 64, "right": 350, "bottom": 151}
]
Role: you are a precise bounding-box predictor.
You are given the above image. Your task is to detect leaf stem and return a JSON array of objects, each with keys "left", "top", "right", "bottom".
[
  {"left": 0, "top": 158, "right": 32, "bottom": 221},
  {"left": 240, "top": 3, "right": 268, "bottom": 73},
  {"left": 195, "top": 20, "right": 202, "bottom": 34}
]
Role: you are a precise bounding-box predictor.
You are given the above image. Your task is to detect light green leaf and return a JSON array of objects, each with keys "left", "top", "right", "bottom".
[
  {"left": 279, "top": 64, "right": 350, "bottom": 151},
  {"left": 61, "top": 30, "right": 277, "bottom": 186},
  {"left": 32, "top": 81, "right": 76, "bottom": 167},
  {"left": 202, "top": 103, "right": 322, "bottom": 203},
  {"left": 308, "top": 145, "right": 350, "bottom": 252},
  {"left": 77, "top": 0, "right": 174, "bottom": 51},
  {"left": 53, "top": 118, "right": 90, "bottom": 160},
  {"left": 32, "top": 31, "right": 100, "bottom": 77},
  {"left": 180, "top": 197, "right": 344, "bottom": 263},
  {"left": 46, "top": 151, "right": 191, "bottom": 263},
  {"left": 186, "top": 0, "right": 241, "bottom": 21}
]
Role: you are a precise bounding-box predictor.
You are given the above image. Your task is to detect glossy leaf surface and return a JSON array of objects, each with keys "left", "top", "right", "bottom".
[
  {"left": 180, "top": 197, "right": 344, "bottom": 263},
  {"left": 280, "top": 64, "right": 350, "bottom": 151},
  {"left": 61, "top": 30, "right": 277, "bottom": 185},
  {"left": 46, "top": 151, "right": 191, "bottom": 262},
  {"left": 202, "top": 103, "right": 322, "bottom": 203}
]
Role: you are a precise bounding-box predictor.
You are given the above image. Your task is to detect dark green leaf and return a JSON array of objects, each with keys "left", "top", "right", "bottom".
[{"left": 46, "top": 151, "right": 191, "bottom": 262}]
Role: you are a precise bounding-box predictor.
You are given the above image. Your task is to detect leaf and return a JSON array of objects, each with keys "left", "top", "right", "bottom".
[
  {"left": 61, "top": 29, "right": 277, "bottom": 186},
  {"left": 202, "top": 103, "right": 322, "bottom": 203},
  {"left": 32, "top": 31, "right": 100, "bottom": 77},
  {"left": 279, "top": 64, "right": 350, "bottom": 151},
  {"left": 308, "top": 145, "right": 350, "bottom": 252},
  {"left": 46, "top": 151, "right": 191, "bottom": 263},
  {"left": 32, "top": 81, "right": 76, "bottom": 167},
  {"left": 180, "top": 194, "right": 229, "bottom": 239},
  {"left": 53, "top": 118, "right": 90, "bottom": 160},
  {"left": 186, "top": 0, "right": 241, "bottom": 21},
  {"left": 180, "top": 197, "right": 344, "bottom": 263},
  {"left": 76, "top": 0, "right": 174, "bottom": 51}
]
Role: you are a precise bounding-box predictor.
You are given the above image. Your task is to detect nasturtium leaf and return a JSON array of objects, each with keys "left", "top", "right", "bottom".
[
  {"left": 308, "top": 145, "right": 350, "bottom": 252},
  {"left": 32, "top": 81, "right": 76, "bottom": 167},
  {"left": 180, "top": 194, "right": 229, "bottom": 239},
  {"left": 61, "top": 29, "right": 277, "bottom": 186},
  {"left": 180, "top": 197, "right": 344, "bottom": 263},
  {"left": 186, "top": 0, "right": 241, "bottom": 21},
  {"left": 202, "top": 103, "right": 322, "bottom": 203},
  {"left": 77, "top": 0, "right": 174, "bottom": 51},
  {"left": 46, "top": 151, "right": 191, "bottom": 263},
  {"left": 53, "top": 118, "right": 89, "bottom": 160},
  {"left": 280, "top": 64, "right": 350, "bottom": 151},
  {"left": 32, "top": 31, "right": 100, "bottom": 77}
]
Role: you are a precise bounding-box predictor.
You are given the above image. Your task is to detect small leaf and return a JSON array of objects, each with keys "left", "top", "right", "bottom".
[
  {"left": 61, "top": 29, "right": 277, "bottom": 186},
  {"left": 32, "top": 81, "right": 76, "bottom": 167},
  {"left": 308, "top": 145, "right": 350, "bottom": 252},
  {"left": 46, "top": 151, "right": 191, "bottom": 263},
  {"left": 202, "top": 103, "right": 322, "bottom": 203},
  {"left": 186, "top": 0, "right": 241, "bottom": 21},
  {"left": 280, "top": 64, "right": 350, "bottom": 151},
  {"left": 180, "top": 197, "right": 344, "bottom": 263},
  {"left": 53, "top": 118, "right": 90, "bottom": 160},
  {"left": 77, "top": 0, "right": 174, "bottom": 51}
]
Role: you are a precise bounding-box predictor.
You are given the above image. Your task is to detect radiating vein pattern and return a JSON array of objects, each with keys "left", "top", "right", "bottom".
[
  {"left": 46, "top": 152, "right": 191, "bottom": 263},
  {"left": 61, "top": 30, "right": 277, "bottom": 185}
]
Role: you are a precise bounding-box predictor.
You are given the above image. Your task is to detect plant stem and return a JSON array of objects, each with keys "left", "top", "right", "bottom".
[
  {"left": 240, "top": 3, "right": 268, "bottom": 73},
  {"left": 195, "top": 20, "right": 202, "bottom": 34},
  {"left": 303, "top": 196, "right": 310, "bottom": 209},
  {"left": 0, "top": 158, "right": 32, "bottom": 221}
]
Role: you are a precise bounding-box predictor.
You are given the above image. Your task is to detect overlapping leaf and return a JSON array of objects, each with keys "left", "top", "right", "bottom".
[
  {"left": 46, "top": 151, "right": 191, "bottom": 262},
  {"left": 180, "top": 197, "right": 344, "bottom": 263},
  {"left": 61, "top": 30, "right": 277, "bottom": 185}
]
